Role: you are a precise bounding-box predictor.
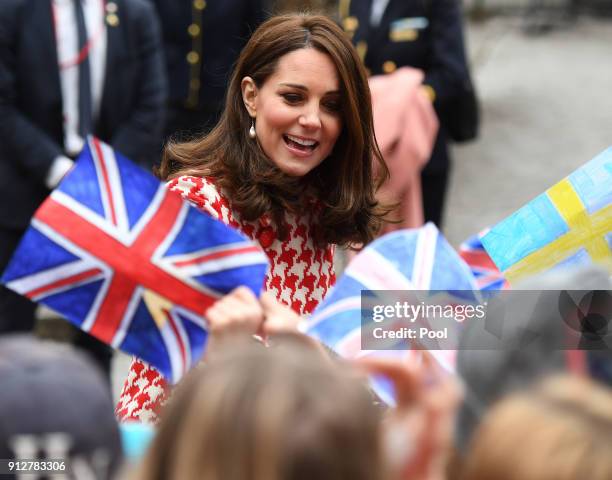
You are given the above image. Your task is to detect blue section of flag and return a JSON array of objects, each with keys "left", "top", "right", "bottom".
[
  {"left": 569, "top": 147, "right": 612, "bottom": 215},
  {"left": 3, "top": 227, "right": 79, "bottom": 280},
  {"left": 481, "top": 278, "right": 505, "bottom": 290},
  {"left": 481, "top": 193, "right": 568, "bottom": 272},
  {"left": 44, "top": 279, "right": 105, "bottom": 327},
  {"left": 179, "top": 312, "right": 209, "bottom": 365},
  {"left": 308, "top": 308, "right": 362, "bottom": 347},
  {"left": 56, "top": 146, "right": 105, "bottom": 218},
  {"left": 337, "top": 276, "right": 372, "bottom": 300},
  {"left": 431, "top": 233, "right": 475, "bottom": 290},
  {"left": 458, "top": 231, "right": 509, "bottom": 291},
  {"left": 464, "top": 234, "right": 481, "bottom": 249},
  {"left": 114, "top": 150, "right": 162, "bottom": 230},
  {"left": 194, "top": 266, "right": 264, "bottom": 296},
  {"left": 164, "top": 207, "right": 238, "bottom": 257},
  {"left": 550, "top": 248, "right": 591, "bottom": 273},
  {"left": 307, "top": 224, "right": 478, "bottom": 351},
  {"left": 375, "top": 232, "right": 417, "bottom": 278},
  {"left": 119, "top": 300, "right": 172, "bottom": 376}
]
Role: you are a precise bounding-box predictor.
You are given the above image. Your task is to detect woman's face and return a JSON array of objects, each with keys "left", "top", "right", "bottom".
[{"left": 242, "top": 48, "right": 343, "bottom": 177}]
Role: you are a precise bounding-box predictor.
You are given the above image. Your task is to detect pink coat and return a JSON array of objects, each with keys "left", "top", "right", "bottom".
[{"left": 369, "top": 67, "right": 438, "bottom": 233}]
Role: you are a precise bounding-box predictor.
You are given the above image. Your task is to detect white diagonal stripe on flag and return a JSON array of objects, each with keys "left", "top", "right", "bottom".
[
  {"left": 302, "top": 295, "right": 362, "bottom": 331},
  {"left": 172, "top": 251, "right": 268, "bottom": 277},
  {"left": 6, "top": 259, "right": 103, "bottom": 300},
  {"left": 151, "top": 201, "right": 189, "bottom": 262},
  {"left": 413, "top": 222, "right": 437, "bottom": 289},
  {"left": 165, "top": 240, "right": 254, "bottom": 263},
  {"left": 98, "top": 140, "right": 130, "bottom": 232},
  {"left": 126, "top": 184, "right": 169, "bottom": 245},
  {"left": 110, "top": 286, "right": 146, "bottom": 348},
  {"left": 347, "top": 247, "right": 415, "bottom": 291},
  {"left": 51, "top": 190, "right": 123, "bottom": 242},
  {"left": 157, "top": 309, "right": 192, "bottom": 383},
  {"left": 89, "top": 138, "right": 129, "bottom": 232}
]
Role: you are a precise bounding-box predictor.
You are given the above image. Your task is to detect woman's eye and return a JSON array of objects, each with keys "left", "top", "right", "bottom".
[
  {"left": 323, "top": 100, "right": 341, "bottom": 112},
  {"left": 282, "top": 93, "right": 302, "bottom": 104}
]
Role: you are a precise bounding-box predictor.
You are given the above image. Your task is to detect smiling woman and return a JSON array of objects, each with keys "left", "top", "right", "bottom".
[
  {"left": 116, "top": 14, "right": 390, "bottom": 423},
  {"left": 158, "top": 14, "right": 389, "bottom": 248}
]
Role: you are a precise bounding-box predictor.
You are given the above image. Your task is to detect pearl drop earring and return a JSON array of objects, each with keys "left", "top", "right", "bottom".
[{"left": 249, "top": 119, "right": 256, "bottom": 139}]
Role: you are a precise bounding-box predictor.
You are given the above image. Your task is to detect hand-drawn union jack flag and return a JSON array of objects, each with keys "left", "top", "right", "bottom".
[
  {"left": 304, "top": 223, "right": 479, "bottom": 404},
  {"left": 1, "top": 138, "right": 269, "bottom": 383}
]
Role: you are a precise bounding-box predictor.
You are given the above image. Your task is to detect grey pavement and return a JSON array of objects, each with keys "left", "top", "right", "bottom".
[
  {"left": 112, "top": 14, "right": 612, "bottom": 402},
  {"left": 445, "top": 14, "right": 612, "bottom": 246}
]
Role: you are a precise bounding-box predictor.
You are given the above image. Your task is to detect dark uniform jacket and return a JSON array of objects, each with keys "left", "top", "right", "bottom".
[
  {"left": 149, "top": 0, "right": 267, "bottom": 134},
  {"left": 0, "top": 0, "right": 167, "bottom": 229},
  {"left": 340, "top": 0, "right": 470, "bottom": 172}
]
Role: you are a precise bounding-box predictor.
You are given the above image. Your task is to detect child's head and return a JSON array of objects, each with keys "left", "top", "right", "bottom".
[
  {"left": 461, "top": 375, "right": 612, "bottom": 480},
  {"left": 0, "top": 335, "right": 122, "bottom": 479},
  {"left": 137, "top": 335, "right": 384, "bottom": 480}
]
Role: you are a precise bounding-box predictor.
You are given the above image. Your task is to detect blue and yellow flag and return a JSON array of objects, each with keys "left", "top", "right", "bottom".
[{"left": 481, "top": 148, "right": 612, "bottom": 284}]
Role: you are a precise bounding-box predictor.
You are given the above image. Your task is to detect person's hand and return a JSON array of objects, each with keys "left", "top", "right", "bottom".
[
  {"left": 205, "top": 286, "right": 264, "bottom": 336},
  {"left": 358, "top": 352, "right": 462, "bottom": 480},
  {"left": 259, "top": 292, "right": 301, "bottom": 336},
  {"left": 204, "top": 287, "right": 264, "bottom": 358},
  {"left": 259, "top": 292, "right": 334, "bottom": 361},
  {"left": 204, "top": 288, "right": 332, "bottom": 362}
]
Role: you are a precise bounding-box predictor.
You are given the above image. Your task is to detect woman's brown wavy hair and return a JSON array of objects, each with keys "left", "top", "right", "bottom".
[{"left": 158, "top": 14, "right": 389, "bottom": 248}]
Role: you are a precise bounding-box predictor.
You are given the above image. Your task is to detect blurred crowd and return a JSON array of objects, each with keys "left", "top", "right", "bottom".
[{"left": 2, "top": 272, "right": 612, "bottom": 480}]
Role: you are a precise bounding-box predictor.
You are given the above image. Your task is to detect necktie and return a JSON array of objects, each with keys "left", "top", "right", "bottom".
[{"left": 74, "top": 0, "right": 93, "bottom": 137}]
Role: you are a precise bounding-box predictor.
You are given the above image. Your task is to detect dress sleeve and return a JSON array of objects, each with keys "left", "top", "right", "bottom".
[{"left": 167, "top": 175, "right": 232, "bottom": 223}]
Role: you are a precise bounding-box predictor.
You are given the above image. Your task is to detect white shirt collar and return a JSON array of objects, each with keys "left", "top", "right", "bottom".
[{"left": 370, "top": 0, "right": 391, "bottom": 27}]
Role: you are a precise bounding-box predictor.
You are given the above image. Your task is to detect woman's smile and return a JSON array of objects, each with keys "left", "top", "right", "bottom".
[{"left": 282, "top": 133, "right": 320, "bottom": 156}]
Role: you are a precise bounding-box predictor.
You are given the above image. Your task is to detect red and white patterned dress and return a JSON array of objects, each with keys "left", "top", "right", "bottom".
[{"left": 115, "top": 175, "right": 336, "bottom": 423}]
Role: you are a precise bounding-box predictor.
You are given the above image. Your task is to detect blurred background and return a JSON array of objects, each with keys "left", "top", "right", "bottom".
[{"left": 445, "top": 2, "right": 612, "bottom": 246}]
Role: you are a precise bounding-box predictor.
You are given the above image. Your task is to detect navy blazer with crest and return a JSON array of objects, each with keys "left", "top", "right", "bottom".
[
  {"left": 149, "top": 0, "right": 266, "bottom": 113},
  {"left": 148, "top": 0, "right": 267, "bottom": 136},
  {"left": 341, "top": 0, "right": 470, "bottom": 173},
  {"left": 0, "top": 0, "right": 167, "bottom": 229}
]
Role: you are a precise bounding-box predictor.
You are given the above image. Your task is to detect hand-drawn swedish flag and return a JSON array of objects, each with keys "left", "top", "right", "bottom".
[{"left": 481, "top": 148, "right": 612, "bottom": 284}]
